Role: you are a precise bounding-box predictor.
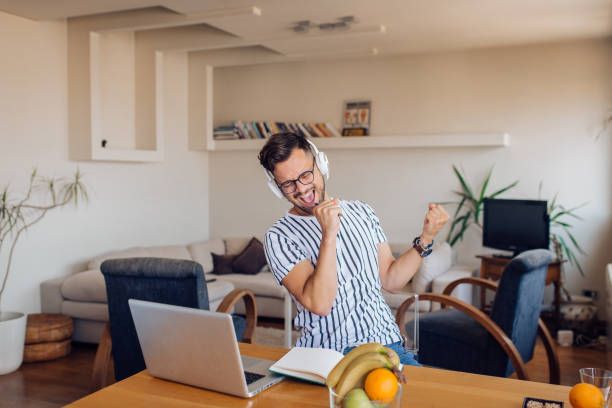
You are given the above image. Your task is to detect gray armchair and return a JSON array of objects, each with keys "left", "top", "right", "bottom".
[
  {"left": 396, "top": 249, "right": 560, "bottom": 384},
  {"left": 90, "top": 257, "right": 257, "bottom": 391}
]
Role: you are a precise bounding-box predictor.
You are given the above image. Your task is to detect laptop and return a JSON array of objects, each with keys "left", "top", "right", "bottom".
[{"left": 128, "top": 299, "right": 285, "bottom": 398}]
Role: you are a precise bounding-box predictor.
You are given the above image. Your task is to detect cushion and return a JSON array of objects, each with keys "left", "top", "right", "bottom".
[
  {"left": 231, "top": 238, "right": 267, "bottom": 275},
  {"left": 214, "top": 272, "right": 286, "bottom": 298},
  {"left": 88, "top": 247, "right": 148, "bottom": 270},
  {"left": 225, "top": 237, "right": 252, "bottom": 256},
  {"left": 212, "top": 253, "right": 237, "bottom": 275},
  {"left": 206, "top": 279, "right": 235, "bottom": 303},
  {"left": 61, "top": 269, "right": 107, "bottom": 302},
  {"left": 411, "top": 242, "right": 452, "bottom": 294},
  {"left": 418, "top": 309, "right": 492, "bottom": 375},
  {"left": 144, "top": 245, "right": 191, "bottom": 260},
  {"left": 61, "top": 300, "right": 109, "bottom": 322},
  {"left": 187, "top": 239, "right": 225, "bottom": 273},
  {"left": 224, "top": 236, "right": 265, "bottom": 255}
]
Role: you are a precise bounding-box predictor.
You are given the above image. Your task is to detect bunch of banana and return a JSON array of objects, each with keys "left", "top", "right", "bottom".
[{"left": 326, "top": 342, "right": 405, "bottom": 401}]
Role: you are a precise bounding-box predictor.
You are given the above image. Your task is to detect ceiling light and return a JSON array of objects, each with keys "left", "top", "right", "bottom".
[{"left": 291, "top": 16, "right": 358, "bottom": 34}]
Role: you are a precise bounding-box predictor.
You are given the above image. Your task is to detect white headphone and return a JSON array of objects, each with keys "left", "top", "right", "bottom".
[{"left": 265, "top": 139, "right": 329, "bottom": 199}]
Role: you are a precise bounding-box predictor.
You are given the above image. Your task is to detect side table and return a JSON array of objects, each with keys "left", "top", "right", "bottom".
[
  {"left": 477, "top": 255, "right": 563, "bottom": 328},
  {"left": 24, "top": 313, "right": 73, "bottom": 363}
]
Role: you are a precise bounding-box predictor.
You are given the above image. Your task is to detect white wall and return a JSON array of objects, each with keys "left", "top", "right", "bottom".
[
  {"left": 209, "top": 39, "right": 612, "bottom": 314},
  {"left": 0, "top": 12, "right": 209, "bottom": 313}
]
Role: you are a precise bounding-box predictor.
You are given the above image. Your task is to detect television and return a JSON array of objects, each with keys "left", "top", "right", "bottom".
[{"left": 482, "top": 198, "right": 550, "bottom": 256}]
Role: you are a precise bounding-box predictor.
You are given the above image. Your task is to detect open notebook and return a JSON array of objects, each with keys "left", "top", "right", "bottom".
[{"left": 269, "top": 347, "right": 345, "bottom": 385}]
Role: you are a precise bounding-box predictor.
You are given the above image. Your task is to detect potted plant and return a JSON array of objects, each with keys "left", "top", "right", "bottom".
[
  {"left": 0, "top": 169, "right": 87, "bottom": 375},
  {"left": 446, "top": 165, "right": 519, "bottom": 246},
  {"left": 538, "top": 184, "right": 586, "bottom": 277},
  {"left": 447, "top": 165, "right": 586, "bottom": 280}
]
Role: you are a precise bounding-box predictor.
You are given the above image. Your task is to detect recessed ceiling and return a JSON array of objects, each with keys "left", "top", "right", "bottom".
[{"left": 0, "top": 0, "right": 610, "bottom": 55}]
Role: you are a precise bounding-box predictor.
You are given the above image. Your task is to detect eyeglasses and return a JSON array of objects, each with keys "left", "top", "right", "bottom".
[{"left": 276, "top": 160, "right": 315, "bottom": 194}]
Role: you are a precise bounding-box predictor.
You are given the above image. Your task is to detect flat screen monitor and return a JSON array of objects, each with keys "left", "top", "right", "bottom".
[{"left": 483, "top": 198, "right": 549, "bottom": 255}]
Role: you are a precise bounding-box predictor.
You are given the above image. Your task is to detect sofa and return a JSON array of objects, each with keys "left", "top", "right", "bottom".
[{"left": 40, "top": 237, "right": 473, "bottom": 347}]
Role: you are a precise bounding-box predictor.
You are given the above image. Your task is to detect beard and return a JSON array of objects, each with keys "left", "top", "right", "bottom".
[{"left": 289, "top": 185, "right": 325, "bottom": 216}]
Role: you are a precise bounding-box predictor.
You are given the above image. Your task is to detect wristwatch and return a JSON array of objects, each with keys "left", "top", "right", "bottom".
[{"left": 412, "top": 236, "right": 434, "bottom": 258}]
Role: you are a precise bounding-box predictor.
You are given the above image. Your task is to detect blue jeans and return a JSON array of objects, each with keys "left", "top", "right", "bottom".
[{"left": 342, "top": 341, "right": 421, "bottom": 367}]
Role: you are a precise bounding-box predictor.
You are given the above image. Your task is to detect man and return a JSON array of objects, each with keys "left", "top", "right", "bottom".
[{"left": 258, "top": 132, "right": 449, "bottom": 365}]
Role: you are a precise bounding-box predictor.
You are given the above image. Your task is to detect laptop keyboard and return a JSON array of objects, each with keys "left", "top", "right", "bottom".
[{"left": 244, "top": 371, "right": 265, "bottom": 385}]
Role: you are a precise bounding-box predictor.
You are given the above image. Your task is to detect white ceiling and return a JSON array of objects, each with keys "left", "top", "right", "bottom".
[{"left": 1, "top": 0, "right": 610, "bottom": 55}]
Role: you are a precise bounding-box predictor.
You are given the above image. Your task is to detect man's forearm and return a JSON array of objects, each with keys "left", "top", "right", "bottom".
[
  {"left": 382, "top": 235, "right": 432, "bottom": 292},
  {"left": 383, "top": 248, "right": 422, "bottom": 292},
  {"left": 302, "top": 236, "right": 338, "bottom": 315}
]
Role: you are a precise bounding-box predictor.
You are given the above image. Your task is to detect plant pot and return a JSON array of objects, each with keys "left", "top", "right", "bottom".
[{"left": 0, "top": 311, "right": 27, "bottom": 375}]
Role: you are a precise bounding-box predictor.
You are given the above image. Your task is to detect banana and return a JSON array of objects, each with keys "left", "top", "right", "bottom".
[
  {"left": 326, "top": 343, "right": 386, "bottom": 388},
  {"left": 333, "top": 352, "right": 394, "bottom": 399},
  {"left": 384, "top": 347, "right": 400, "bottom": 369}
]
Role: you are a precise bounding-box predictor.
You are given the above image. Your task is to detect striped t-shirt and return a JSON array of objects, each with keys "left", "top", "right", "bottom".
[{"left": 264, "top": 200, "right": 402, "bottom": 352}]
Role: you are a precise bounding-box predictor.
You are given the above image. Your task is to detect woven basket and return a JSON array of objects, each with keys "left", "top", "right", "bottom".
[{"left": 23, "top": 314, "right": 73, "bottom": 362}]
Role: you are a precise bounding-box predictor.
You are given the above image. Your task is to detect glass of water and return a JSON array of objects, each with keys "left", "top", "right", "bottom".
[
  {"left": 402, "top": 294, "right": 419, "bottom": 357},
  {"left": 579, "top": 368, "right": 612, "bottom": 407}
]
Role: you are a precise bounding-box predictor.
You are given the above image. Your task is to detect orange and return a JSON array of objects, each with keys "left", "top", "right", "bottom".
[
  {"left": 569, "top": 383, "right": 605, "bottom": 408},
  {"left": 364, "top": 368, "right": 398, "bottom": 403}
]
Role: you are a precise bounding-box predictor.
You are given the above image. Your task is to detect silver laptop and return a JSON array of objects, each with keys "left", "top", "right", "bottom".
[{"left": 128, "top": 299, "right": 284, "bottom": 398}]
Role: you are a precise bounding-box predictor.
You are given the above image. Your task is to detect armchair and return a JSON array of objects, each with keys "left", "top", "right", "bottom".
[
  {"left": 396, "top": 249, "right": 560, "bottom": 384},
  {"left": 90, "top": 258, "right": 257, "bottom": 391}
]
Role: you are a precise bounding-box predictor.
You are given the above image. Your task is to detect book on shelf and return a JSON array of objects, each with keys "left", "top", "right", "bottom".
[
  {"left": 213, "top": 121, "right": 342, "bottom": 141},
  {"left": 252, "top": 122, "right": 263, "bottom": 139},
  {"left": 213, "top": 124, "right": 239, "bottom": 140},
  {"left": 325, "top": 123, "right": 342, "bottom": 138},
  {"left": 269, "top": 346, "right": 344, "bottom": 385},
  {"left": 297, "top": 123, "right": 313, "bottom": 138}
]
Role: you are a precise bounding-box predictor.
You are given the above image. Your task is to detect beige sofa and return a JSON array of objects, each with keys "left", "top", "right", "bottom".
[{"left": 40, "top": 237, "right": 473, "bottom": 347}]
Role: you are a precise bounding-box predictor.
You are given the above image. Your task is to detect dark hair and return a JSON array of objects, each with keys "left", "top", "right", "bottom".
[{"left": 258, "top": 132, "right": 312, "bottom": 173}]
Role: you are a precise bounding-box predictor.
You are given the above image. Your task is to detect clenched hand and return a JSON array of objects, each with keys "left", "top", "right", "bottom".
[
  {"left": 314, "top": 198, "right": 342, "bottom": 240},
  {"left": 421, "top": 203, "right": 449, "bottom": 243}
]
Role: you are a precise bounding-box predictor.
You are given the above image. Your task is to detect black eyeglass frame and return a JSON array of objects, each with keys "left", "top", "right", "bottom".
[{"left": 275, "top": 159, "right": 316, "bottom": 194}]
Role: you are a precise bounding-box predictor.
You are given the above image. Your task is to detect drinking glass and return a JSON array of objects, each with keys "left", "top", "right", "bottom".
[
  {"left": 579, "top": 367, "right": 612, "bottom": 407},
  {"left": 402, "top": 294, "right": 419, "bottom": 357}
]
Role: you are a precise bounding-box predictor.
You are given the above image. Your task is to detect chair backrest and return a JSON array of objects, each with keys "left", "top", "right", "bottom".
[
  {"left": 489, "top": 249, "right": 553, "bottom": 376},
  {"left": 101, "top": 257, "right": 209, "bottom": 381}
]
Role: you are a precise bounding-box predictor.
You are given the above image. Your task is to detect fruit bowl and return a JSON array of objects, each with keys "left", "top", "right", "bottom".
[
  {"left": 325, "top": 343, "right": 406, "bottom": 408},
  {"left": 328, "top": 383, "right": 402, "bottom": 408}
]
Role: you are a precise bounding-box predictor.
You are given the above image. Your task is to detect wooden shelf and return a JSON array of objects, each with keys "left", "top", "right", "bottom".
[
  {"left": 208, "top": 133, "right": 510, "bottom": 151},
  {"left": 91, "top": 147, "right": 164, "bottom": 162}
]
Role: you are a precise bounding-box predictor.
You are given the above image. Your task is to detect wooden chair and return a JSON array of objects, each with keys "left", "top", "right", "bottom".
[
  {"left": 90, "top": 258, "right": 257, "bottom": 392},
  {"left": 396, "top": 249, "right": 560, "bottom": 384}
]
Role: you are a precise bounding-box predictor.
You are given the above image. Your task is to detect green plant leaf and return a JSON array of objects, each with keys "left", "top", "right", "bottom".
[
  {"left": 473, "top": 167, "right": 494, "bottom": 224},
  {"left": 452, "top": 165, "right": 475, "bottom": 199},
  {"left": 446, "top": 197, "right": 467, "bottom": 242},
  {"left": 453, "top": 191, "right": 477, "bottom": 205},
  {"left": 449, "top": 211, "right": 472, "bottom": 246},
  {"left": 562, "top": 227, "right": 586, "bottom": 255},
  {"left": 549, "top": 192, "right": 558, "bottom": 212},
  {"left": 489, "top": 180, "right": 519, "bottom": 198},
  {"left": 556, "top": 234, "right": 585, "bottom": 276},
  {"left": 455, "top": 211, "right": 472, "bottom": 243},
  {"left": 551, "top": 206, "right": 585, "bottom": 222},
  {"left": 478, "top": 167, "right": 494, "bottom": 202}
]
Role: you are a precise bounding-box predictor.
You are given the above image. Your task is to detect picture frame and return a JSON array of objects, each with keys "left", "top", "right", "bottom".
[{"left": 342, "top": 100, "right": 371, "bottom": 136}]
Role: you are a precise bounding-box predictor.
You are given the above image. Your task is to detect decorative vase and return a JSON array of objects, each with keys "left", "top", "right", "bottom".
[{"left": 0, "top": 311, "right": 27, "bottom": 375}]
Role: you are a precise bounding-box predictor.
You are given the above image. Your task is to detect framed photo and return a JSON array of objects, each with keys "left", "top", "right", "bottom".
[{"left": 342, "top": 100, "right": 371, "bottom": 136}]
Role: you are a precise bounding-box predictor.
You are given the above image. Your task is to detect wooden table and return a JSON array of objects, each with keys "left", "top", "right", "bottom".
[
  {"left": 68, "top": 343, "right": 570, "bottom": 407},
  {"left": 477, "top": 255, "right": 563, "bottom": 327}
]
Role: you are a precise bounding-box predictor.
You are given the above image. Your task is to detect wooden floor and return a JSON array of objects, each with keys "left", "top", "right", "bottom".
[{"left": 0, "top": 320, "right": 608, "bottom": 407}]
